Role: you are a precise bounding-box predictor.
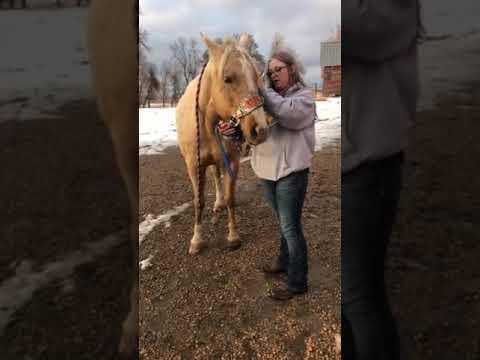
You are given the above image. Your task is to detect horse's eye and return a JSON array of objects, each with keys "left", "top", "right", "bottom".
[{"left": 224, "top": 76, "right": 233, "bottom": 84}]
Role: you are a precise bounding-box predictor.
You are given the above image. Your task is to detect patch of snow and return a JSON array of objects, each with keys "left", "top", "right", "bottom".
[
  {"left": 139, "top": 202, "right": 191, "bottom": 245},
  {"left": 314, "top": 98, "right": 341, "bottom": 151},
  {"left": 139, "top": 107, "right": 177, "bottom": 155},
  {"left": 140, "top": 255, "right": 154, "bottom": 271},
  {"left": 0, "top": 230, "right": 125, "bottom": 334}
]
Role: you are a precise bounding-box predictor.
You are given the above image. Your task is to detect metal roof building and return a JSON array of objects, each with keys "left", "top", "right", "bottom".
[
  {"left": 320, "top": 40, "right": 341, "bottom": 96},
  {"left": 320, "top": 40, "right": 341, "bottom": 67}
]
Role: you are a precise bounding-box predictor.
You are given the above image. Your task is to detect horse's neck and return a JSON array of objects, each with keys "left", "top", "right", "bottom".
[{"left": 198, "top": 63, "right": 217, "bottom": 126}]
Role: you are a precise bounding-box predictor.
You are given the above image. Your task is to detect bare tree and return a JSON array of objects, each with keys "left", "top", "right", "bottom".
[
  {"left": 143, "top": 65, "right": 160, "bottom": 108},
  {"left": 138, "top": 28, "right": 153, "bottom": 107},
  {"left": 169, "top": 37, "right": 201, "bottom": 94},
  {"left": 158, "top": 61, "right": 170, "bottom": 107},
  {"left": 139, "top": 28, "right": 150, "bottom": 53},
  {"left": 169, "top": 64, "right": 182, "bottom": 106},
  {"left": 139, "top": 43, "right": 149, "bottom": 106}
]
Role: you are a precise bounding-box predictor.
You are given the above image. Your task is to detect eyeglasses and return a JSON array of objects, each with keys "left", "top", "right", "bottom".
[{"left": 267, "top": 65, "right": 288, "bottom": 77}]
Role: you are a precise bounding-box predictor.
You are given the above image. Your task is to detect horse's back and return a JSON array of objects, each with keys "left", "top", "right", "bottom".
[{"left": 176, "top": 77, "right": 200, "bottom": 158}]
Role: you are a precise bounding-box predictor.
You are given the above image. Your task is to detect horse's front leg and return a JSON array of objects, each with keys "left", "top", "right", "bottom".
[
  {"left": 187, "top": 159, "right": 207, "bottom": 254},
  {"left": 210, "top": 165, "right": 226, "bottom": 225},
  {"left": 223, "top": 158, "right": 241, "bottom": 250}
]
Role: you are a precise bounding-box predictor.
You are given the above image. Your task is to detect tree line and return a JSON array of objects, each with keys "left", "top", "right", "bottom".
[{"left": 139, "top": 31, "right": 266, "bottom": 108}]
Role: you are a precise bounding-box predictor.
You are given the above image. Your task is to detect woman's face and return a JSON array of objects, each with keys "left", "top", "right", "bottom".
[{"left": 268, "top": 58, "right": 291, "bottom": 93}]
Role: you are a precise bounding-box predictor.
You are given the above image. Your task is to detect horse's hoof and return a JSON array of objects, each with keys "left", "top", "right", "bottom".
[
  {"left": 213, "top": 203, "right": 226, "bottom": 213},
  {"left": 189, "top": 242, "right": 206, "bottom": 254},
  {"left": 224, "top": 240, "right": 241, "bottom": 252}
]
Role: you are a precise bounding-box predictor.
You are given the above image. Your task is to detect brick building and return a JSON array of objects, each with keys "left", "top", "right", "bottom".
[{"left": 320, "top": 40, "right": 341, "bottom": 96}]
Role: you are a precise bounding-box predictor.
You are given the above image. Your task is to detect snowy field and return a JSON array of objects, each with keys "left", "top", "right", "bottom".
[
  {"left": 0, "top": 7, "right": 92, "bottom": 121},
  {"left": 139, "top": 98, "right": 341, "bottom": 155}
]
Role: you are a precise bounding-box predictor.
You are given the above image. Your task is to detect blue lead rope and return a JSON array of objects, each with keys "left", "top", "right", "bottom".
[{"left": 214, "top": 126, "right": 236, "bottom": 181}]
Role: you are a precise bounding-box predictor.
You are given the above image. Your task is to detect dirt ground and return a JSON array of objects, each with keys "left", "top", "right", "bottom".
[
  {"left": 139, "top": 144, "right": 341, "bottom": 359},
  {"left": 387, "top": 82, "right": 480, "bottom": 359},
  {"left": 0, "top": 100, "right": 134, "bottom": 360},
  {"left": 2, "top": 82, "right": 479, "bottom": 360}
]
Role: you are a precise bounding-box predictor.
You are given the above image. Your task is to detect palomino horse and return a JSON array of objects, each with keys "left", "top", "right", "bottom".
[
  {"left": 176, "top": 34, "right": 269, "bottom": 254},
  {"left": 87, "top": 0, "right": 138, "bottom": 355}
]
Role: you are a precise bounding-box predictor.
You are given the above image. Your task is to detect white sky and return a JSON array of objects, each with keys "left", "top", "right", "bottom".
[{"left": 139, "top": 0, "right": 341, "bottom": 87}]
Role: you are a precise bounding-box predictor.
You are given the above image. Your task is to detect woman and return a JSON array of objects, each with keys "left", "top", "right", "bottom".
[
  {"left": 341, "top": 1, "right": 423, "bottom": 358},
  {"left": 220, "top": 38, "right": 316, "bottom": 301}
]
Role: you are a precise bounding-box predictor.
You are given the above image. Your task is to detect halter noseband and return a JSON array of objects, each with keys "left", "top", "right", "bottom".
[
  {"left": 217, "top": 93, "right": 264, "bottom": 142},
  {"left": 228, "top": 94, "right": 264, "bottom": 127}
]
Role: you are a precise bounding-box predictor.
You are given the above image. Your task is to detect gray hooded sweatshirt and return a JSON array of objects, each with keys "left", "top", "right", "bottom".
[
  {"left": 251, "top": 84, "right": 316, "bottom": 181},
  {"left": 342, "top": 0, "right": 419, "bottom": 173}
]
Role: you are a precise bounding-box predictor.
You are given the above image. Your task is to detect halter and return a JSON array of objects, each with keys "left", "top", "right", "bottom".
[
  {"left": 222, "top": 93, "right": 264, "bottom": 142},
  {"left": 228, "top": 94, "right": 264, "bottom": 127},
  {"left": 211, "top": 94, "right": 263, "bottom": 180}
]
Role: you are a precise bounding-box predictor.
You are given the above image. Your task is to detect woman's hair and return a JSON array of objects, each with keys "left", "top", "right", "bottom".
[{"left": 266, "top": 33, "right": 307, "bottom": 88}]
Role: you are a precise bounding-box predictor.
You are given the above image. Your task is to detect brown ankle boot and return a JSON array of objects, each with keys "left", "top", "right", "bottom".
[{"left": 262, "top": 262, "right": 287, "bottom": 275}]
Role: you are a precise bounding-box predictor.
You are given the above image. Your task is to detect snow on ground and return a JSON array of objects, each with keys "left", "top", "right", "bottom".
[
  {"left": 139, "top": 98, "right": 341, "bottom": 155},
  {"left": 140, "top": 255, "right": 154, "bottom": 271},
  {"left": 0, "top": 230, "right": 125, "bottom": 335},
  {"left": 138, "top": 203, "right": 191, "bottom": 245},
  {"left": 314, "top": 97, "right": 341, "bottom": 151},
  {"left": 0, "top": 8, "right": 92, "bottom": 121},
  {"left": 139, "top": 107, "right": 177, "bottom": 155}
]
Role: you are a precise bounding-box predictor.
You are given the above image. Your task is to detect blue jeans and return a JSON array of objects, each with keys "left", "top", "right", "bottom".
[
  {"left": 341, "top": 152, "right": 404, "bottom": 360},
  {"left": 261, "top": 168, "right": 309, "bottom": 293}
]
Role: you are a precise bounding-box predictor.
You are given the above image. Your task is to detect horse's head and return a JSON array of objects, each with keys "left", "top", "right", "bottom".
[{"left": 202, "top": 34, "right": 269, "bottom": 145}]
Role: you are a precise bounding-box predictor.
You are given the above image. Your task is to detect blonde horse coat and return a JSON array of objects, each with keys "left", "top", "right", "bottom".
[
  {"left": 87, "top": 0, "right": 138, "bottom": 355},
  {"left": 176, "top": 34, "right": 269, "bottom": 254}
]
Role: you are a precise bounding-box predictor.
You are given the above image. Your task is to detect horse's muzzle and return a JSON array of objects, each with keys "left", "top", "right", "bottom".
[{"left": 247, "top": 125, "right": 267, "bottom": 145}]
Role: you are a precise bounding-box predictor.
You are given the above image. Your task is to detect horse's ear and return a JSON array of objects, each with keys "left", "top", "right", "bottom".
[
  {"left": 201, "top": 33, "right": 222, "bottom": 61},
  {"left": 238, "top": 33, "right": 253, "bottom": 52}
]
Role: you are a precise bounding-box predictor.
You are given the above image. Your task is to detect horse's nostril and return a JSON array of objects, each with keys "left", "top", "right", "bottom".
[
  {"left": 251, "top": 127, "right": 257, "bottom": 139},
  {"left": 255, "top": 126, "right": 265, "bottom": 139}
]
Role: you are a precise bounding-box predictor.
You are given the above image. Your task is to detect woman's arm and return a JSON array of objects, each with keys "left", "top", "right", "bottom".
[{"left": 260, "top": 87, "right": 315, "bottom": 130}]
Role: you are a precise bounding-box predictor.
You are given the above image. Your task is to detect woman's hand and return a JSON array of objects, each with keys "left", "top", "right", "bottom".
[{"left": 218, "top": 121, "right": 237, "bottom": 139}]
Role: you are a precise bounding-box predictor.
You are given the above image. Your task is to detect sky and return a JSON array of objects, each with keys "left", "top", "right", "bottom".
[{"left": 139, "top": 0, "right": 340, "bottom": 87}]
